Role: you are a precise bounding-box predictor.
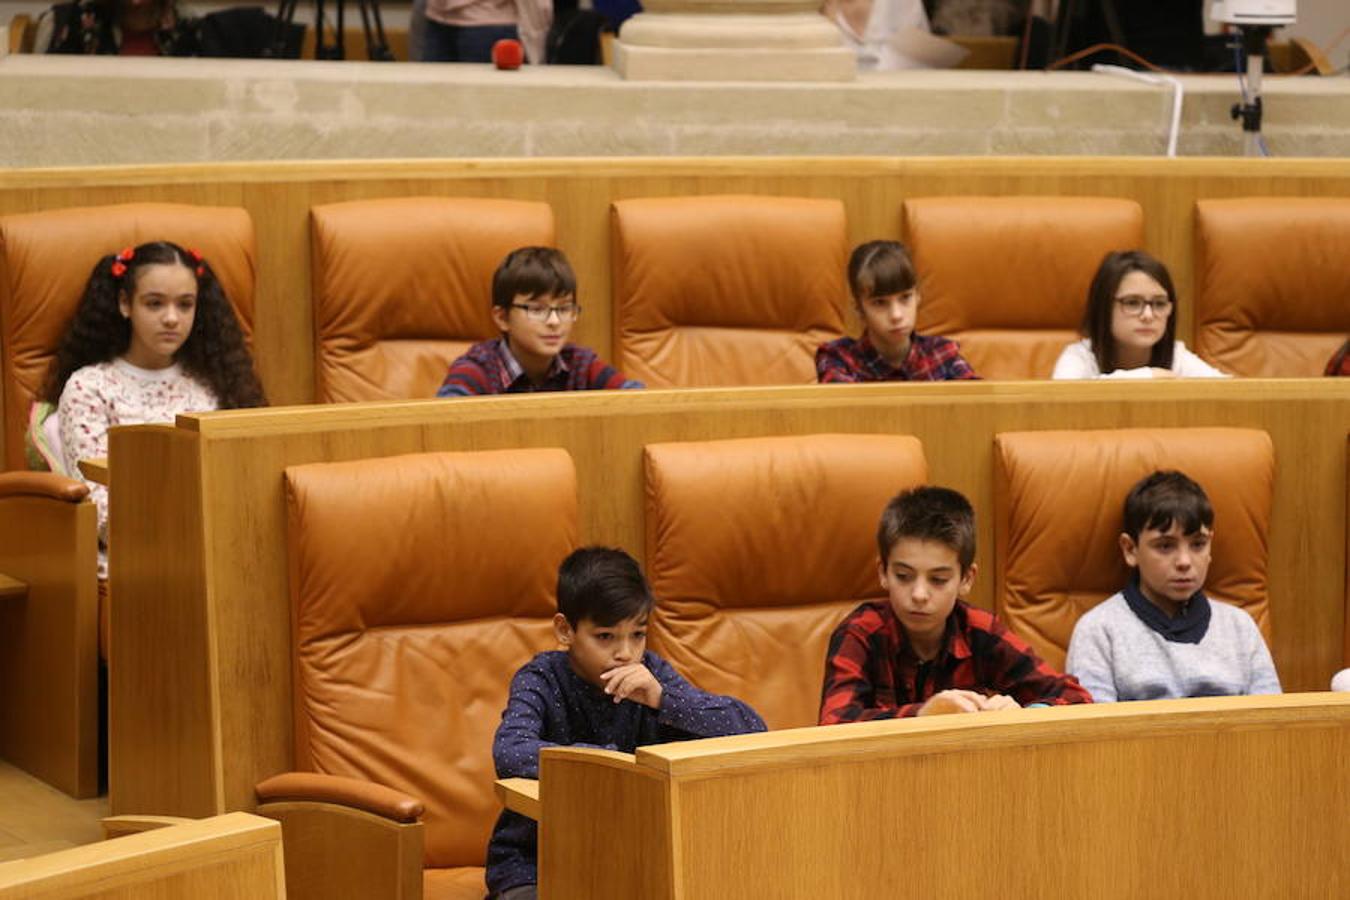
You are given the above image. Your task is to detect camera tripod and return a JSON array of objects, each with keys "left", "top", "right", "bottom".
[{"left": 270, "top": 0, "right": 395, "bottom": 61}]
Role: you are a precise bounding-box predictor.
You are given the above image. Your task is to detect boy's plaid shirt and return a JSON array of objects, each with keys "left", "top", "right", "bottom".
[
  {"left": 437, "top": 337, "right": 642, "bottom": 396},
  {"left": 818, "top": 600, "right": 1092, "bottom": 723}
]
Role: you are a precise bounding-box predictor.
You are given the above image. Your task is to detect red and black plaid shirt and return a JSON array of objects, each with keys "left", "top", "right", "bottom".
[
  {"left": 816, "top": 333, "right": 979, "bottom": 383},
  {"left": 818, "top": 600, "right": 1091, "bottom": 724},
  {"left": 1327, "top": 339, "right": 1350, "bottom": 377}
]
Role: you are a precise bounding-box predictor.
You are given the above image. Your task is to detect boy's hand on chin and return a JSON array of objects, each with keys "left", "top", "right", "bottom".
[
  {"left": 600, "top": 663, "right": 663, "bottom": 709},
  {"left": 917, "top": 689, "right": 985, "bottom": 716}
]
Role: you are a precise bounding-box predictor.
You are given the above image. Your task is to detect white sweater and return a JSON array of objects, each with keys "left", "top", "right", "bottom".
[
  {"left": 58, "top": 358, "right": 217, "bottom": 576},
  {"left": 1065, "top": 592, "right": 1281, "bottom": 702},
  {"left": 1051, "top": 338, "right": 1228, "bottom": 380}
]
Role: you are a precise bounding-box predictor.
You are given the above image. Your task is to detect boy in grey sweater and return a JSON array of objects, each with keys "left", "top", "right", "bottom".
[{"left": 1065, "top": 470, "right": 1281, "bottom": 702}]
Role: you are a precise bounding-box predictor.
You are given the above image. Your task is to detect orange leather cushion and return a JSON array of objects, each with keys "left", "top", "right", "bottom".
[
  {"left": 286, "top": 448, "right": 577, "bottom": 869},
  {"left": 0, "top": 203, "right": 256, "bottom": 470},
  {"left": 1194, "top": 198, "right": 1350, "bottom": 376},
  {"left": 423, "top": 867, "right": 487, "bottom": 900},
  {"left": 903, "top": 196, "right": 1145, "bottom": 380},
  {"left": 310, "top": 197, "right": 555, "bottom": 402},
  {"left": 611, "top": 195, "right": 848, "bottom": 388},
  {"left": 644, "top": 433, "right": 928, "bottom": 729},
  {"left": 993, "top": 427, "right": 1274, "bottom": 672}
]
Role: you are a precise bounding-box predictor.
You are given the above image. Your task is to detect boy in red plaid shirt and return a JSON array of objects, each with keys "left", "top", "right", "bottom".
[
  {"left": 819, "top": 486, "right": 1090, "bottom": 723},
  {"left": 816, "top": 240, "right": 978, "bottom": 383}
]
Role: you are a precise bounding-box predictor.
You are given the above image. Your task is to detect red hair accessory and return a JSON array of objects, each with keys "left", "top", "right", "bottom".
[
  {"left": 110, "top": 246, "right": 134, "bottom": 278},
  {"left": 187, "top": 247, "right": 205, "bottom": 277}
]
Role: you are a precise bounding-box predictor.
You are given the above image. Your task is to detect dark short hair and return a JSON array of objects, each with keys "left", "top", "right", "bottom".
[
  {"left": 492, "top": 246, "right": 576, "bottom": 310},
  {"left": 1122, "top": 470, "right": 1214, "bottom": 542},
  {"left": 876, "top": 486, "right": 976, "bottom": 572},
  {"left": 1081, "top": 250, "right": 1178, "bottom": 373},
  {"left": 556, "top": 546, "right": 655, "bottom": 627},
  {"left": 847, "top": 240, "right": 917, "bottom": 302}
]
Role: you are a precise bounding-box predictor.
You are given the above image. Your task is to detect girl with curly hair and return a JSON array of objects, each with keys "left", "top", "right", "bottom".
[{"left": 38, "top": 240, "right": 265, "bottom": 576}]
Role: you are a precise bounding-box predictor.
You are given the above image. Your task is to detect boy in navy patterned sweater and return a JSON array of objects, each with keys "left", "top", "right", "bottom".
[{"left": 485, "top": 547, "right": 765, "bottom": 900}]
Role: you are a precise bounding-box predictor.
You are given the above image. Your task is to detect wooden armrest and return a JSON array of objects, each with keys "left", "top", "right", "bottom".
[
  {"left": 77, "top": 458, "right": 109, "bottom": 486},
  {"left": 0, "top": 471, "right": 90, "bottom": 502},
  {"left": 0, "top": 573, "right": 27, "bottom": 599},
  {"left": 255, "top": 772, "right": 424, "bottom": 823},
  {"left": 495, "top": 778, "right": 540, "bottom": 821},
  {"left": 102, "top": 814, "right": 195, "bottom": 839}
]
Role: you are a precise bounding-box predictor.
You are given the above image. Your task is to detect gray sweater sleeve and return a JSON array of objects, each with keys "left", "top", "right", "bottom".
[{"left": 1065, "top": 608, "right": 1118, "bottom": 703}]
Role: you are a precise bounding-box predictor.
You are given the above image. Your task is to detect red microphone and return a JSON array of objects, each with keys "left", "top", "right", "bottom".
[{"left": 492, "top": 39, "right": 524, "bottom": 70}]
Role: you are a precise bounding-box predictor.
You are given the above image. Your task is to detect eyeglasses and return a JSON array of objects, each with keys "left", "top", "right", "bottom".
[
  {"left": 1115, "top": 295, "right": 1173, "bottom": 317},
  {"left": 510, "top": 302, "right": 581, "bottom": 322}
]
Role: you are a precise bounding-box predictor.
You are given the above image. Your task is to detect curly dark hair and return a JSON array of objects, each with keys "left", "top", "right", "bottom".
[{"left": 41, "top": 240, "right": 266, "bottom": 409}]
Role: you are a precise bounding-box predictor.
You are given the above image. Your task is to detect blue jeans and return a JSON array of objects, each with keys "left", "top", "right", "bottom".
[{"left": 420, "top": 19, "right": 519, "bottom": 62}]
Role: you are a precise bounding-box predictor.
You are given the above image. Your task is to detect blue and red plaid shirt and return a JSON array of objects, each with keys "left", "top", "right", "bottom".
[
  {"left": 816, "top": 332, "right": 979, "bottom": 383},
  {"left": 436, "top": 338, "right": 643, "bottom": 397},
  {"left": 818, "top": 600, "right": 1091, "bottom": 724}
]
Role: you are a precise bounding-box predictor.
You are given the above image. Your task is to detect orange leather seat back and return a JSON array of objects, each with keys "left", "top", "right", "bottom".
[
  {"left": 1194, "top": 198, "right": 1350, "bottom": 376},
  {"left": 993, "top": 427, "right": 1274, "bottom": 672},
  {"left": 643, "top": 434, "right": 928, "bottom": 729},
  {"left": 0, "top": 203, "right": 256, "bottom": 470},
  {"left": 310, "top": 197, "right": 555, "bottom": 402},
  {"left": 903, "top": 196, "right": 1145, "bottom": 380},
  {"left": 285, "top": 448, "right": 577, "bottom": 869},
  {"left": 611, "top": 196, "right": 848, "bottom": 387}
]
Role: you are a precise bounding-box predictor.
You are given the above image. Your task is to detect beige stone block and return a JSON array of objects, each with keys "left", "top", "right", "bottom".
[
  {"left": 528, "top": 120, "right": 676, "bottom": 156},
  {"left": 988, "top": 128, "right": 1168, "bottom": 156},
  {"left": 614, "top": 43, "right": 855, "bottom": 82},
  {"left": 0, "top": 111, "right": 211, "bottom": 167},
  {"left": 669, "top": 123, "right": 988, "bottom": 155},
  {"left": 0, "top": 72, "right": 229, "bottom": 113},
  {"left": 1003, "top": 82, "right": 1170, "bottom": 131},
  {"left": 205, "top": 115, "right": 529, "bottom": 160}
]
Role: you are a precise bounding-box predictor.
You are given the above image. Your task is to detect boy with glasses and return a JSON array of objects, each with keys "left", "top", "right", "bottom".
[{"left": 437, "top": 247, "right": 643, "bottom": 396}]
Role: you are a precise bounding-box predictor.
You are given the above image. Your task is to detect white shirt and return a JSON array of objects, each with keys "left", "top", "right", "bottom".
[
  {"left": 1051, "top": 338, "right": 1228, "bottom": 380},
  {"left": 58, "top": 357, "right": 217, "bottom": 575}
]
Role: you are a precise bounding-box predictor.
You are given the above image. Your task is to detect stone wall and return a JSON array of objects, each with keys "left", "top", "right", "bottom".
[{"left": 1, "top": 54, "right": 1347, "bottom": 167}]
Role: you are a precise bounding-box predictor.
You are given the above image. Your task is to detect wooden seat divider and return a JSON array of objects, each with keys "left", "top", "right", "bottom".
[{"left": 104, "top": 377, "right": 1350, "bottom": 821}]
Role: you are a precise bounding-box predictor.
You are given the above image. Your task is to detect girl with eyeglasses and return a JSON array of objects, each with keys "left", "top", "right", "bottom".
[{"left": 1052, "top": 250, "right": 1228, "bottom": 380}]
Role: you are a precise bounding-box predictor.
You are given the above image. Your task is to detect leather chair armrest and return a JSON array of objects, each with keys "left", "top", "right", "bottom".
[
  {"left": 256, "top": 772, "right": 424, "bottom": 823},
  {"left": 256, "top": 772, "right": 424, "bottom": 900},
  {"left": 102, "top": 815, "right": 195, "bottom": 839},
  {"left": 0, "top": 471, "right": 91, "bottom": 502}
]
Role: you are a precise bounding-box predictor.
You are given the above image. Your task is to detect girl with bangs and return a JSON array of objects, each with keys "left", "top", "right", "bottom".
[{"left": 816, "top": 240, "right": 978, "bottom": 383}]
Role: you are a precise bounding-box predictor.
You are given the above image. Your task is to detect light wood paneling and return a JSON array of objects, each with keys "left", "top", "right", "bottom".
[
  {"left": 539, "top": 750, "right": 674, "bottom": 900},
  {"left": 107, "top": 379, "right": 1350, "bottom": 818},
  {"left": 2, "top": 157, "right": 1348, "bottom": 413},
  {"left": 107, "top": 426, "right": 217, "bottom": 818},
  {"left": 0, "top": 494, "right": 99, "bottom": 798},
  {"left": 254, "top": 801, "right": 422, "bottom": 900},
  {"left": 0, "top": 812, "right": 285, "bottom": 899},
  {"left": 535, "top": 694, "right": 1350, "bottom": 900}
]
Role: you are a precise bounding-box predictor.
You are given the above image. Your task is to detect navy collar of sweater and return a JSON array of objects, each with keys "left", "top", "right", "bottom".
[{"left": 1122, "top": 575, "right": 1211, "bottom": 644}]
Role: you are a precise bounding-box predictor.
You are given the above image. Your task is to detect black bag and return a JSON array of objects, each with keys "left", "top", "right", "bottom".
[
  {"left": 199, "top": 6, "right": 304, "bottom": 58},
  {"left": 545, "top": 7, "right": 604, "bottom": 65}
]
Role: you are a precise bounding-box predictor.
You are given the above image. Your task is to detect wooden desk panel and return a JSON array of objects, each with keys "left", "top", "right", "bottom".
[
  {"left": 537, "top": 694, "right": 1350, "bottom": 900},
  {"left": 108, "top": 379, "right": 1350, "bottom": 818},
  {"left": 0, "top": 812, "right": 285, "bottom": 899}
]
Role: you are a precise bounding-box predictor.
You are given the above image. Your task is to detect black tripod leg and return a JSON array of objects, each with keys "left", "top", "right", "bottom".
[
  {"left": 362, "top": 0, "right": 394, "bottom": 60},
  {"left": 267, "top": 0, "right": 296, "bottom": 57}
]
